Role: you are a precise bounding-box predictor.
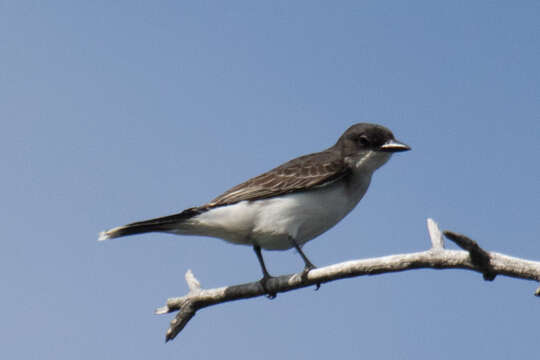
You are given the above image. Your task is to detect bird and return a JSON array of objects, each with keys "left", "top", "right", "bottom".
[{"left": 99, "top": 123, "right": 410, "bottom": 295}]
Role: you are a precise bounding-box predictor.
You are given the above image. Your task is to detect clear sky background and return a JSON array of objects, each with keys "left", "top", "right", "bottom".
[{"left": 2, "top": 1, "right": 539, "bottom": 359}]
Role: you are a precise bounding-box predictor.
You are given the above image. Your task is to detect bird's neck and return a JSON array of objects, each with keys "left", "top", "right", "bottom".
[{"left": 348, "top": 150, "right": 392, "bottom": 174}]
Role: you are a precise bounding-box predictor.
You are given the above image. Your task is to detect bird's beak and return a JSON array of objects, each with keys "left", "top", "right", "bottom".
[{"left": 379, "top": 139, "right": 411, "bottom": 152}]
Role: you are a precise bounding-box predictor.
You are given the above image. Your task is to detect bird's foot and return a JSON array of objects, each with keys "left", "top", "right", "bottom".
[
  {"left": 300, "top": 264, "right": 321, "bottom": 291},
  {"left": 300, "top": 263, "right": 315, "bottom": 279},
  {"left": 259, "top": 274, "right": 277, "bottom": 299}
]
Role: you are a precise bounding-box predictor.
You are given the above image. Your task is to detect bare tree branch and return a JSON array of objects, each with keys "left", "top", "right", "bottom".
[
  {"left": 443, "top": 230, "right": 497, "bottom": 280},
  {"left": 156, "top": 218, "right": 540, "bottom": 342}
]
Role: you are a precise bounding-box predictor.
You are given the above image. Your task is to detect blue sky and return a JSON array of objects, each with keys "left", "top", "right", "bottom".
[{"left": 1, "top": 1, "right": 539, "bottom": 359}]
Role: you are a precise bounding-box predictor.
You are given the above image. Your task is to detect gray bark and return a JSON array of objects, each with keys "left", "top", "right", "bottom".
[{"left": 155, "top": 219, "right": 540, "bottom": 342}]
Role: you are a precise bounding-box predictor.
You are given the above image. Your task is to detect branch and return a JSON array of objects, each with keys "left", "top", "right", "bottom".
[{"left": 156, "top": 218, "right": 540, "bottom": 342}]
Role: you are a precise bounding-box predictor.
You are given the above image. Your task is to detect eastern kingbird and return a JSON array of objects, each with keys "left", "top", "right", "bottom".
[{"left": 99, "top": 123, "right": 410, "bottom": 293}]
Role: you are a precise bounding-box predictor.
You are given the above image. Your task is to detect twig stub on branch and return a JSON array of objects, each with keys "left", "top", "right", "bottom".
[{"left": 443, "top": 230, "right": 496, "bottom": 281}]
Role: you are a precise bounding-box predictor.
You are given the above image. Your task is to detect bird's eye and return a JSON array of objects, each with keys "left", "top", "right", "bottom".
[{"left": 356, "top": 135, "right": 369, "bottom": 146}]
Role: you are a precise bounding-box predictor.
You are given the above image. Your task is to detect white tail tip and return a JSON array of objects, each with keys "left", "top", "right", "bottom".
[{"left": 98, "top": 231, "right": 111, "bottom": 241}]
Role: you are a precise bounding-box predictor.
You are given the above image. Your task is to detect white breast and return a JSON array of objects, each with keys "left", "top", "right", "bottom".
[
  {"left": 185, "top": 172, "right": 371, "bottom": 250},
  {"left": 263, "top": 182, "right": 370, "bottom": 248},
  {"left": 181, "top": 150, "right": 391, "bottom": 250}
]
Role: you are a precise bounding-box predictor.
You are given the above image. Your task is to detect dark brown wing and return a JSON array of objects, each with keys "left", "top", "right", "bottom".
[{"left": 207, "top": 149, "right": 350, "bottom": 207}]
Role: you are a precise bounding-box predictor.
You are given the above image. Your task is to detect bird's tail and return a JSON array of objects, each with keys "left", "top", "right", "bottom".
[{"left": 98, "top": 207, "right": 205, "bottom": 241}]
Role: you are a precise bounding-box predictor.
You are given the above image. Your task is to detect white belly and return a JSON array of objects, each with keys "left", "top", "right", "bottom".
[{"left": 183, "top": 174, "right": 372, "bottom": 250}]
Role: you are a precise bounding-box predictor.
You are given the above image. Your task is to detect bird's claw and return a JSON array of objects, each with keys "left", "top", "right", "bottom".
[
  {"left": 301, "top": 264, "right": 315, "bottom": 279},
  {"left": 300, "top": 264, "right": 321, "bottom": 291},
  {"left": 259, "top": 275, "right": 277, "bottom": 299}
]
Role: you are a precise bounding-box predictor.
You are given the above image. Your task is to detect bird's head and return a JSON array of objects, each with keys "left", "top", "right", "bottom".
[{"left": 336, "top": 123, "right": 410, "bottom": 172}]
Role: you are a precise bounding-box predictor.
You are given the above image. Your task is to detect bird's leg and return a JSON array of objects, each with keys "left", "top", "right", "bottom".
[
  {"left": 288, "top": 237, "right": 320, "bottom": 290},
  {"left": 253, "top": 245, "right": 276, "bottom": 299}
]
